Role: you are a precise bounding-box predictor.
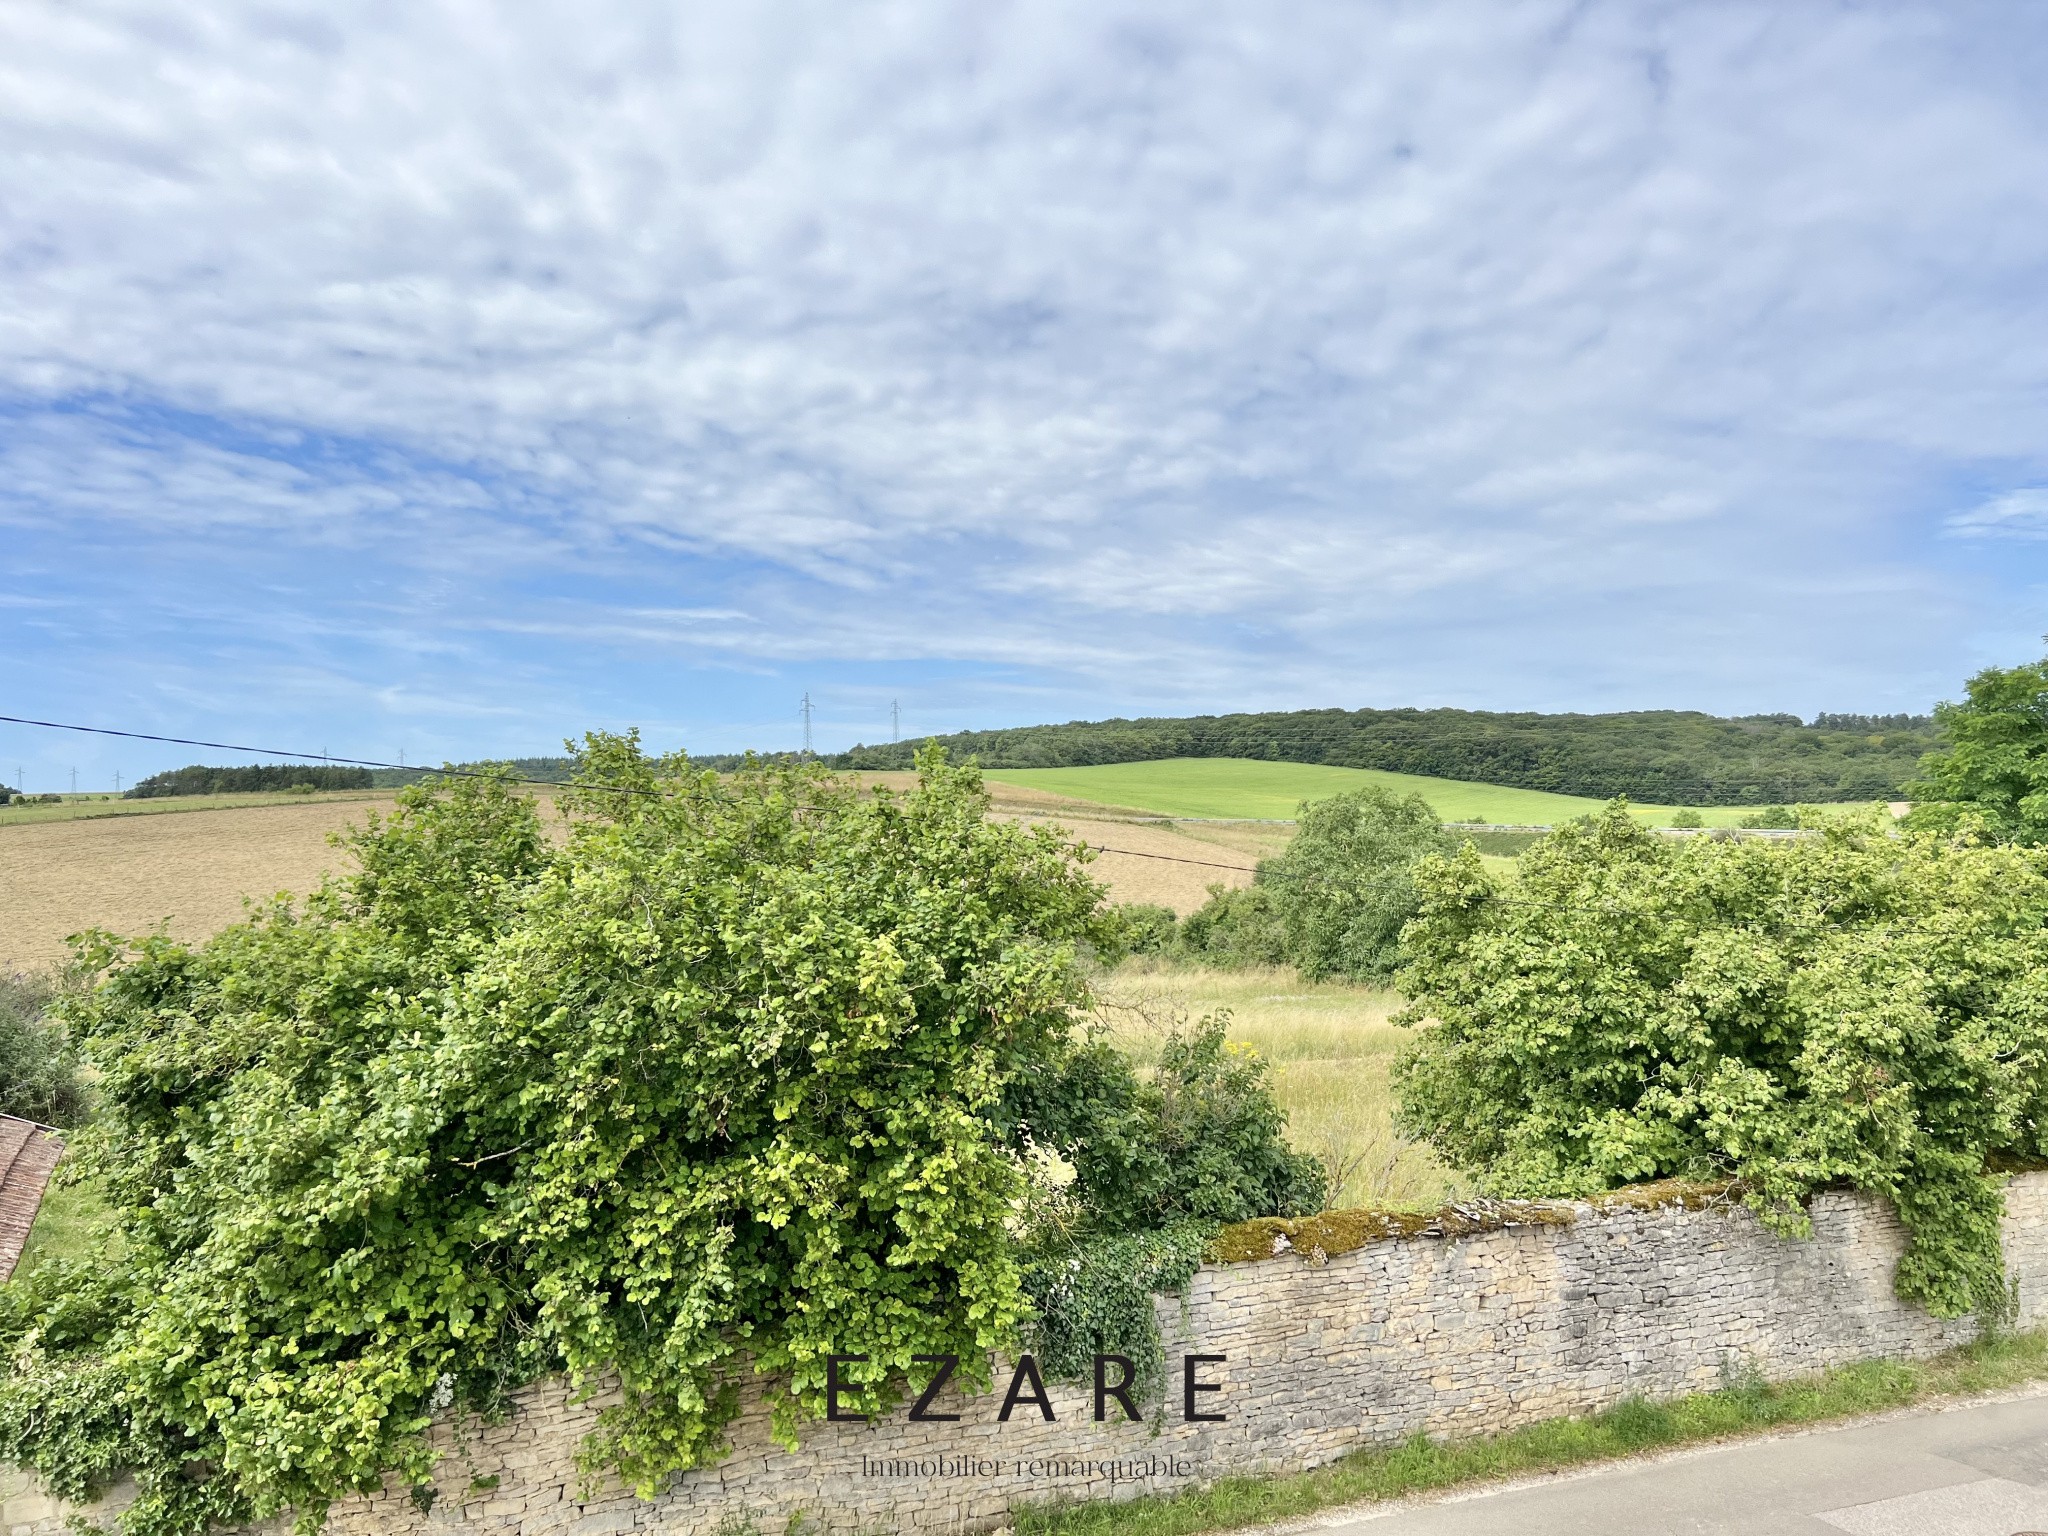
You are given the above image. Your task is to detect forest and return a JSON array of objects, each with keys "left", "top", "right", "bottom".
[{"left": 126, "top": 763, "right": 374, "bottom": 797}]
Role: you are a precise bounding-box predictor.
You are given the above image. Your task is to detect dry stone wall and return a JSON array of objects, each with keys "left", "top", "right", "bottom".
[{"left": 11, "top": 1175, "right": 2048, "bottom": 1536}]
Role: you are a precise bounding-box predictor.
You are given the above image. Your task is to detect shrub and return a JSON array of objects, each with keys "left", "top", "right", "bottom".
[
  {"left": 1737, "top": 804, "right": 1800, "bottom": 829},
  {"left": 0, "top": 743, "right": 1112, "bottom": 1533},
  {"left": 1395, "top": 802, "right": 2048, "bottom": 1318},
  {"left": 1668, "top": 809, "right": 1704, "bottom": 828},
  {"left": 1012, "top": 1015, "right": 1324, "bottom": 1235},
  {"left": 0, "top": 972, "right": 89, "bottom": 1127},
  {"left": 1175, "top": 883, "right": 1288, "bottom": 968},
  {"left": 1008, "top": 1014, "right": 1322, "bottom": 1391},
  {"left": 1104, "top": 902, "right": 1179, "bottom": 960},
  {"left": 1262, "top": 786, "right": 1454, "bottom": 982}
]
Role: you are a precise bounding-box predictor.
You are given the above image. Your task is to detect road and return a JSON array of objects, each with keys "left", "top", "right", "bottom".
[{"left": 1305, "top": 1390, "right": 2048, "bottom": 1536}]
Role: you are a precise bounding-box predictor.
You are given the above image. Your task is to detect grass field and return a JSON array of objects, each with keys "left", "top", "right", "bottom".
[
  {"left": 1096, "top": 959, "right": 1463, "bottom": 1210},
  {"left": 984, "top": 758, "right": 1808, "bottom": 825}
]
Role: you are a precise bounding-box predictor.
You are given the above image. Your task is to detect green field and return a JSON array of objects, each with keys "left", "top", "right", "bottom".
[{"left": 983, "top": 758, "right": 1800, "bottom": 825}]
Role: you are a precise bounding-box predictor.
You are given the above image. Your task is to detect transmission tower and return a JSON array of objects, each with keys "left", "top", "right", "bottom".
[
  {"left": 70, "top": 767, "right": 77, "bottom": 794},
  {"left": 801, "top": 692, "right": 814, "bottom": 757},
  {"left": 891, "top": 700, "right": 900, "bottom": 743}
]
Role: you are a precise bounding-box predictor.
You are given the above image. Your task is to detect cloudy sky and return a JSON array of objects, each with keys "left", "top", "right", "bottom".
[{"left": 5, "top": 1, "right": 2048, "bottom": 784}]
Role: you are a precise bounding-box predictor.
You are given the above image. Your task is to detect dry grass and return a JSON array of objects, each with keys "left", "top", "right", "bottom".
[{"left": 1092, "top": 959, "right": 1465, "bottom": 1210}]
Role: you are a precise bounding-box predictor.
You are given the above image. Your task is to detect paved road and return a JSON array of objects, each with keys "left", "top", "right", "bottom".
[{"left": 1313, "top": 1391, "right": 2048, "bottom": 1536}]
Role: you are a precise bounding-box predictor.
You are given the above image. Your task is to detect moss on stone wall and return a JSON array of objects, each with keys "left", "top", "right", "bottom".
[{"left": 1208, "top": 1179, "right": 1740, "bottom": 1265}]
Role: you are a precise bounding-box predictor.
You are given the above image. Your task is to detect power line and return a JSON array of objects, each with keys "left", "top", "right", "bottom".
[
  {"left": 0, "top": 713, "right": 664, "bottom": 800},
  {"left": 0, "top": 710, "right": 1983, "bottom": 943}
]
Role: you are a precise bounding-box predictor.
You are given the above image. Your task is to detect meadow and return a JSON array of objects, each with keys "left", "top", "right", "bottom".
[
  {"left": 1094, "top": 958, "right": 1463, "bottom": 1210},
  {"left": 984, "top": 757, "right": 1814, "bottom": 825}
]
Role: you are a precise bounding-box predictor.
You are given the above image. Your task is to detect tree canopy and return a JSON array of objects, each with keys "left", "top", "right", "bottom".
[
  {"left": 1909, "top": 657, "right": 2048, "bottom": 844},
  {"left": 125, "top": 764, "right": 372, "bottom": 797},
  {"left": 1262, "top": 786, "right": 1453, "bottom": 982}
]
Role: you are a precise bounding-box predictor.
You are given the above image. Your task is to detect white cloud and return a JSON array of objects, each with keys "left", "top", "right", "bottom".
[
  {"left": 2, "top": 0, "right": 2046, "bottom": 734},
  {"left": 1948, "top": 488, "right": 2048, "bottom": 539}
]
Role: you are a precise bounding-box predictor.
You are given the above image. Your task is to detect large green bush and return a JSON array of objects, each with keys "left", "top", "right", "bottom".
[
  {"left": 1169, "top": 787, "right": 1450, "bottom": 983},
  {"left": 1007, "top": 1016, "right": 1325, "bottom": 1236},
  {"left": 0, "top": 743, "right": 1114, "bottom": 1533},
  {"left": 1394, "top": 802, "right": 2048, "bottom": 1318}
]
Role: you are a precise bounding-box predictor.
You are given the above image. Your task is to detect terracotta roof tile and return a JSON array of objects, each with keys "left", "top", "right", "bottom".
[{"left": 0, "top": 1113, "right": 63, "bottom": 1281}]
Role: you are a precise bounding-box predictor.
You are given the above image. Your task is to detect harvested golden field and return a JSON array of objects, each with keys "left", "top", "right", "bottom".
[
  {"left": 0, "top": 796, "right": 395, "bottom": 968},
  {"left": 859, "top": 767, "right": 1289, "bottom": 911},
  {"left": 1094, "top": 959, "right": 1464, "bottom": 1211},
  {"left": 0, "top": 774, "right": 1281, "bottom": 971}
]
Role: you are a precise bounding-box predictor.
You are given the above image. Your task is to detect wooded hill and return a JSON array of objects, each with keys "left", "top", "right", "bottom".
[
  {"left": 352, "top": 707, "right": 1940, "bottom": 805},
  {"left": 838, "top": 708, "right": 1937, "bottom": 804}
]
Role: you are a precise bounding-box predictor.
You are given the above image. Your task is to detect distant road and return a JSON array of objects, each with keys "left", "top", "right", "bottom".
[{"left": 1302, "top": 1389, "right": 2048, "bottom": 1535}]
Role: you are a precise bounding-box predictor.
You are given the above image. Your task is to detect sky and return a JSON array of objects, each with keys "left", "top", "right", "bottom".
[{"left": 6, "top": 1, "right": 2048, "bottom": 787}]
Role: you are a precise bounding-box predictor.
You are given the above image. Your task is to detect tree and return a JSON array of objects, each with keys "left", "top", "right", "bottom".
[
  {"left": 1262, "top": 786, "right": 1454, "bottom": 982},
  {"left": 1394, "top": 802, "right": 2048, "bottom": 1319},
  {"left": 0, "top": 743, "right": 1113, "bottom": 1533},
  {"left": 1909, "top": 656, "right": 2048, "bottom": 844}
]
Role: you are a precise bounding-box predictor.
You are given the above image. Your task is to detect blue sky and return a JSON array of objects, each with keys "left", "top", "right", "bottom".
[{"left": 6, "top": 1, "right": 2048, "bottom": 788}]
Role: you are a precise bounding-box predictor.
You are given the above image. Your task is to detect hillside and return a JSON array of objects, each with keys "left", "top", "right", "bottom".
[
  {"left": 981, "top": 759, "right": 1771, "bottom": 825},
  {"left": 842, "top": 706, "right": 1933, "bottom": 804}
]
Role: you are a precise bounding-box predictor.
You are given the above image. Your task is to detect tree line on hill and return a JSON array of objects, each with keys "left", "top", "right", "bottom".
[
  {"left": 837, "top": 706, "right": 1936, "bottom": 804},
  {"left": 126, "top": 764, "right": 373, "bottom": 797},
  {"left": 165, "top": 706, "right": 1943, "bottom": 806}
]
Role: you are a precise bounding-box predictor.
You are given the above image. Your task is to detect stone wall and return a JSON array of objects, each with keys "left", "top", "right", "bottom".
[{"left": 11, "top": 1175, "right": 2048, "bottom": 1536}]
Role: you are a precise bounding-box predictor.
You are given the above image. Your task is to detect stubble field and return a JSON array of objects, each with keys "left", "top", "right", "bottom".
[{"left": 0, "top": 794, "right": 399, "bottom": 969}]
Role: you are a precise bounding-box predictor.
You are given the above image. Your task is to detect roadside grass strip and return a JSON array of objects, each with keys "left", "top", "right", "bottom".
[{"left": 1014, "top": 1330, "right": 2048, "bottom": 1536}]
